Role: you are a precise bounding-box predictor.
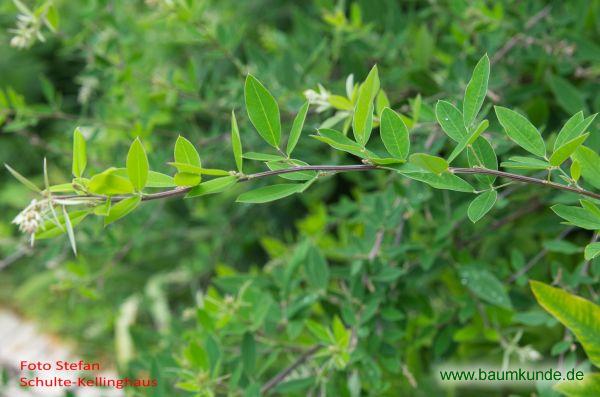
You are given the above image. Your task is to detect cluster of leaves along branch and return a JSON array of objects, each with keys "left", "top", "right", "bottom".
[
  {"left": 6, "top": 53, "right": 600, "bottom": 396},
  {"left": 7, "top": 54, "right": 600, "bottom": 259}
]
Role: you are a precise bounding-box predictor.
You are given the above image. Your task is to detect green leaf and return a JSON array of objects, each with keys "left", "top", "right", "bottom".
[
  {"left": 105, "top": 196, "right": 141, "bottom": 226},
  {"left": 411, "top": 94, "right": 422, "bottom": 125},
  {"left": 174, "top": 136, "right": 201, "bottom": 168},
  {"left": 146, "top": 171, "right": 175, "bottom": 187},
  {"left": 312, "top": 129, "right": 371, "bottom": 159},
  {"left": 236, "top": 183, "right": 304, "bottom": 204},
  {"left": 554, "top": 373, "right": 600, "bottom": 397},
  {"left": 242, "top": 152, "right": 284, "bottom": 161},
  {"left": 126, "top": 138, "right": 149, "bottom": 192},
  {"left": 369, "top": 157, "right": 404, "bottom": 165},
  {"left": 500, "top": 156, "right": 550, "bottom": 170},
  {"left": 36, "top": 210, "right": 90, "bottom": 239},
  {"left": 467, "top": 137, "right": 497, "bottom": 184},
  {"left": 245, "top": 74, "right": 281, "bottom": 148},
  {"left": 46, "top": 183, "right": 76, "bottom": 193},
  {"left": 397, "top": 165, "right": 473, "bottom": 192},
  {"left": 88, "top": 169, "right": 134, "bottom": 195},
  {"left": 352, "top": 65, "right": 379, "bottom": 145},
  {"left": 174, "top": 172, "right": 201, "bottom": 187},
  {"left": 571, "top": 146, "right": 600, "bottom": 190},
  {"left": 113, "top": 169, "right": 174, "bottom": 188},
  {"left": 547, "top": 74, "right": 587, "bottom": 115},
  {"left": 584, "top": 242, "right": 600, "bottom": 261},
  {"left": 571, "top": 160, "right": 581, "bottom": 182},
  {"left": 231, "top": 110, "right": 243, "bottom": 173},
  {"left": 167, "top": 163, "right": 229, "bottom": 176},
  {"left": 332, "top": 316, "right": 350, "bottom": 347},
  {"left": 329, "top": 95, "right": 353, "bottom": 111},
  {"left": 409, "top": 153, "right": 448, "bottom": 174},
  {"left": 186, "top": 176, "right": 237, "bottom": 198},
  {"left": 494, "top": 106, "right": 546, "bottom": 157},
  {"left": 266, "top": 160, "right": 316, "bottom": 181},
  {"left": 549, "top": 133, "right": 589, "bottom": 166},
  {"left": 543, "top": 240, "right": 581, "bottom": 255},
  {"left": 286, "top": 101, "right": 309, "bottom": 156},
  {"left": 4, "top": 163, "right": 41, "bottom": 192},
  {"left": 375, "top": 90, "right": 390, "bottom": 116},
  {"left": 72, "top": 127, "right": 87, "bottom": 178},
  {"left": 380, "top": 108, "right": 409, "bottom": 160},
  {"left": 463, "top": 54, "right": 490, "bottom": 127},
  {"left": 45, "top": 3, "right": 59, "bottom": 30},
  {"left": 305, "top": 245, "right": 329, "bottom": 290},
  {"left": 62, "top": 205, "right": 77, "bottom": 255},
  {"left": 580, "top": 199, "right": 600, "bottom": 218},
  {"left": 306, "top": 320, "right": 333, "bottom": 343},
  {"left": 530, "top": 280, "right": 600, "bottom": 367},
  {"left": 447, "top": 120, "right": 488, "bottom": 163},
  {"left": 467, "top": 190, "right": 497, "bottom": 223},
  {"left": 93, "top": 198, "right": 111, "bottom": 216},
  {"left": 459, "top": 266, "right": 512, "bottom": 309},
  {"left": 436, "top": 100, "right": 468, "bottom": 142},
  {"left": 551, "top": 204, "right": 600, "bottom": 230},
  {"left": 554, "top": 112, "right": 596, "bottom": 151}
]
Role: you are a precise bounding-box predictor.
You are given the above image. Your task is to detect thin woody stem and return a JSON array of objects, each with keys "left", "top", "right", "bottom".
[
  {"left": 54, "top": 164, "right": 600, "bottom": 203},
  {"left": 450, "top": 167, "right": 600, "bottom": 200}
]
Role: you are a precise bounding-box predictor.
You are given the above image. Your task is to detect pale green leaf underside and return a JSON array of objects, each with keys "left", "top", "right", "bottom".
[
  {"left": 398, "top": 164, "right": 473, "bottom": 192},
  {"left": 409, "top": 153, "right": 448, "bottom": 174},
  {"left": 186, "top": 176, "right": 238, "bottom": 198},
  {"left": 468, "top": 190, "right": 497, "bottom": 223},
  {"left": 105, "top": 196, "right": 141, "bottom": 226}
]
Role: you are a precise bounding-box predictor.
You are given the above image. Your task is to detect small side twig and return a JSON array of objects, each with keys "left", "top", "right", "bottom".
[
  {"left": 0, "top": 244, "right": 31, "bottom": 271},
  {"left": 507, "top": 227, "right": 574, "bottom": 283},
  {"left": 491, "top": 5, "right": 552, "bottom": 64},
  {"left": 261, "top": 345, "right": 321, "bottom": 395}
]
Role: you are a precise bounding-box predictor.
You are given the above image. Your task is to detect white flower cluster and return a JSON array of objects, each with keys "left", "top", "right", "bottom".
[
  {"left": 9, "top": 12, "right": 44, "bottom": 49},
  {"left": 12, "top": 199, "right": 44, "bottom": 244},
  {"left": 9, "top": 0, "right": 57, "bottom": 50},
  {"left": 303, "top": 84, "right": 331, "bottom": 113}
]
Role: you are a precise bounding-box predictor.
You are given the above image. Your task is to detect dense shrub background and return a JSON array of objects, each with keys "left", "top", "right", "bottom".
[{"left": 1, "top": 1, "right": 599, "bottom": 396}]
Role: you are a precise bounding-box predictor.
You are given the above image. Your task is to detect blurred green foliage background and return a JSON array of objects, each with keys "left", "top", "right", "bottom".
[{"left": 1, "top": 0, "right": 599, "bottom": 396}]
